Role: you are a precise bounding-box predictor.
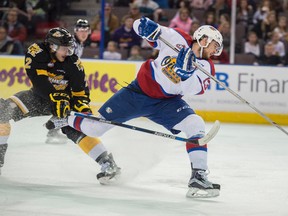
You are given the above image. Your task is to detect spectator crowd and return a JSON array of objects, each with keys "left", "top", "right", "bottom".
[{"left": 1, "top": 0, "right": 288, "bottom": 66}]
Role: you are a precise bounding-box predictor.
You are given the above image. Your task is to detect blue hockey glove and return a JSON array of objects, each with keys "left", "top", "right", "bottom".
[
  {"left": 174, "top": 48, "right": 196, "bottom": 81},
  {"left": 138, "top": 17, "right": 161, "bottom": 41}
]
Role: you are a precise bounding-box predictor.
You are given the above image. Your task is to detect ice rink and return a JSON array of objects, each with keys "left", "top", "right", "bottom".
[{"left": 0, "top": 116, "right": 288, "bottom": 216}]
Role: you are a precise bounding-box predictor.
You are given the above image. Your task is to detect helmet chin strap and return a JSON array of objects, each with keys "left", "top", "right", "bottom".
[
  {"left": 197, "top": 39, "right": 205, "bottom": 59},
  {"left": 197, "top": 37, "right": 210, "bottom": 59},
  {"left": 48, "top": 44, "right": 58, "bottom": 61},
  {"left": 199, "top": 46, "right": 204, "bottom": 58}
]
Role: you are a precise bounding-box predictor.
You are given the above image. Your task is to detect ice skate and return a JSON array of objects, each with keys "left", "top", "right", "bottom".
[
  {"left": 45, "top": 128, "right": 68, "bottom": 144},
  {"left": 97, "top": 153, "right": 121, "bottom": 185},
  {"left": 0, "top": 144, "right": 8, "bottom": 175},
  {"left": 186, "top": 169, "right": 220, "bottom": 198},
  {"left": 45, "top": 116, "right": 68, "bottom": 130}
]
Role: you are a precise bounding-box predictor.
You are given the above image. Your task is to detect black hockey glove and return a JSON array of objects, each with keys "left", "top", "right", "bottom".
[
  {"left": 49, "top": 91, "right": 70, "bottom": 118},
  {"left": 73, "top": 97, "right": 92, "bottom": 113}
]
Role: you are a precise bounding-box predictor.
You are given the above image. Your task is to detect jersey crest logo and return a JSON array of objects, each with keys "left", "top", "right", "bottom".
[
  {"left": 105, "top": 107, "right": 113, "bottom": 114},
  {"left": 52, "top": 31, "right": 64, "bottom": 37},
  {"left": 161, "top": 56, "right": 181, "bottom": 84},
  {"left": 27, "top": 43, "right": 43, "bottom": 57},
  {"left": 203, "top": 77, "right": 210, "bottom": 90},
  {"left": 48, "top": 73, "right": 68, "bottom": 90},
  {"left": 74, "top": 59, "right": 84, "bottom": 71}
]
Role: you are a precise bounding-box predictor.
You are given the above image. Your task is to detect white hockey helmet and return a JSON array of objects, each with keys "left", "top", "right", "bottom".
[{"left": 193, "top": 25, "right": 223, "bottom": 56}]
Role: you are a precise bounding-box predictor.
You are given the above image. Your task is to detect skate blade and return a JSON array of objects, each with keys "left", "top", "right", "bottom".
[
  {"left": 98, "top": 176, "right": 117, "bottom": 185},
  {"left": 45, "top": 138, "right": 68, "bottom": 144},
  {"left": 97, "top": 170, "right": 121, "bottom": 185},
  {"left": 186, "top": 187, "right": 220, "bottom": 198}
]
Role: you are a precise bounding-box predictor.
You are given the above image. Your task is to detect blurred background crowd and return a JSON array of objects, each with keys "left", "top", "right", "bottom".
[{"left": 0, "top": 0, "right": 288, "bottom": 66}]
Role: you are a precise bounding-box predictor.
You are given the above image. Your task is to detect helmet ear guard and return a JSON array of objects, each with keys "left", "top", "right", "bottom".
[
  {"left": 193, "top": 25, "right": 223, "bottom": 56},
  {"left": 50, "top": 44, "right": 58, "bottom": 52}
]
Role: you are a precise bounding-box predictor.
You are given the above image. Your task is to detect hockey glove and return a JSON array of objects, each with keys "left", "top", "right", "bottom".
[
  {"left": 138, "top": 17, "right": 161, "bottom": 41},
  {"left": 73, "top": 97, "right": 92, "bottom": 113},
  {"left": 174, "top": 47, "right": 196, "bottom": 81},
  {"left": 49, "top": 92, "right": 70, "bottom": 118}
]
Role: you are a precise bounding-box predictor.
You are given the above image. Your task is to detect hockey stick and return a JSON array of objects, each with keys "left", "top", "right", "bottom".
[
  {"left": 70, "top": 111, "right": 220, "bottom": 146},
  {"left": 159, "top": 36, "right": 288, "bottom": 136}
]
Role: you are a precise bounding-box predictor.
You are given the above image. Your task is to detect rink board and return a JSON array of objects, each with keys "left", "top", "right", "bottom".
[{"left": 0, "top": 56, "right": 287, "bottom": 125}]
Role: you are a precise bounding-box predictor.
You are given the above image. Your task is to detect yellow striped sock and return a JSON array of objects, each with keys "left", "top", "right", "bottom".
[{"left": 78, "top": 136, "right": 101, "bottom": 154}]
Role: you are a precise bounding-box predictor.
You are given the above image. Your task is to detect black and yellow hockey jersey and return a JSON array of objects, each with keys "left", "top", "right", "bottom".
[{"left": 24, "top": 42, "right": 90, "bottom": 103}]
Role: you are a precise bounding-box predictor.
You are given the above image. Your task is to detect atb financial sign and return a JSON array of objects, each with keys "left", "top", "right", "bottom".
[{"left": 184, "top": 65, "right": 288, "bottom": 114}]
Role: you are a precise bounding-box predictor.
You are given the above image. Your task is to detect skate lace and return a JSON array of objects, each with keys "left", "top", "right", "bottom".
[
  {"left": 101, "top": 161, "right": 116, "bottom": 174},
  {"left": 197, "top": 169, "right": 210, "bottom": 181}
]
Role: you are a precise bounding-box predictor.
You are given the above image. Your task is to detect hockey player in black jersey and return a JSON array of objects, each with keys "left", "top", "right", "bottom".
[
  {"left": 0, "top": 27, "right": 120, "bottom": 183},
  {"left": 45, "top": 19, "right": 91, "bottom": 144}
]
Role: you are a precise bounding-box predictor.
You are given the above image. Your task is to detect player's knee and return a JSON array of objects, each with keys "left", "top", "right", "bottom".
[
  {"left": 83, "top": 121, "right": 111, "bottom": 137},
  {"left": 175, "top": 114, "right": 205, "bottom": 138},
  {"left": 68, "top": 115, "right": 112, "bottom": 137},
  {"left": 0, "top": 123, "right": 11, "bottom": 144},
  {"left": 0, "top": 99, "right": 13, "bottom": 123},
  {"left": 186, "top": 114, "right": 205, "bottom": 138},
  {"left": 0, "top": 98, "right": 25, "bottom": 123}
]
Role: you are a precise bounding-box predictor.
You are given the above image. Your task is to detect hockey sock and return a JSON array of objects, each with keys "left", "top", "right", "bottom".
[
  {"left": 186, "top": 142, "right": 208, "bottom": 170},
  {"left": 78, "top": 136, "right": 107, "bottom": 161}
]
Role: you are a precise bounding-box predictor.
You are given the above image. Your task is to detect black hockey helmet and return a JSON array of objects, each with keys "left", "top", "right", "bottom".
[
  {"left": 45, "top": 27, "right": 74, "bottom": 56},
  {"left": 45, "top": 27, "right": 74, "bottom": 47},
  {"left": 74, "top": 19, "right": 90, "bottom": 32}
]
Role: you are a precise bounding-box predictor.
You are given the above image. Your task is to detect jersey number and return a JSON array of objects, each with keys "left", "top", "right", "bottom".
[{"left": 25, "top": 57, "right": 32, "bottom": 69}]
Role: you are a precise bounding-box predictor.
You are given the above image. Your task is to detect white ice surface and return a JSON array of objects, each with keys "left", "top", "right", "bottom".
[{"left": 0, "top": 116, "right": 288, "bottom": 216}]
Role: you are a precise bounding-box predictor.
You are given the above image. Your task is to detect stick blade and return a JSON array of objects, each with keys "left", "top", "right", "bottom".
[{"left": 198, "top": 120, "right": 221, "bottom": 146}]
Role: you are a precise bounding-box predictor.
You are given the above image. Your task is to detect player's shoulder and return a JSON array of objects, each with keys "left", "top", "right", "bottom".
[
  {"left": 66, "top": 53, "right": 80, "bottom": 64},
  {"left": 25, "top": 42, "right": 49, "bottom": 60},
  {"left": 197, "top": 58, "right": 215, "bottom": 76},
  {"left": 207, "top": 58, "right": 215, "bottom": 66},
  {"left": 65, "top": 54, "right": 84, "bottom": 72},
  {"left": 173, "top": 28, "right": 192, "bottom": 45},
  {"left": 65, "top": 53, "right": 81, "bottom": 65}
]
